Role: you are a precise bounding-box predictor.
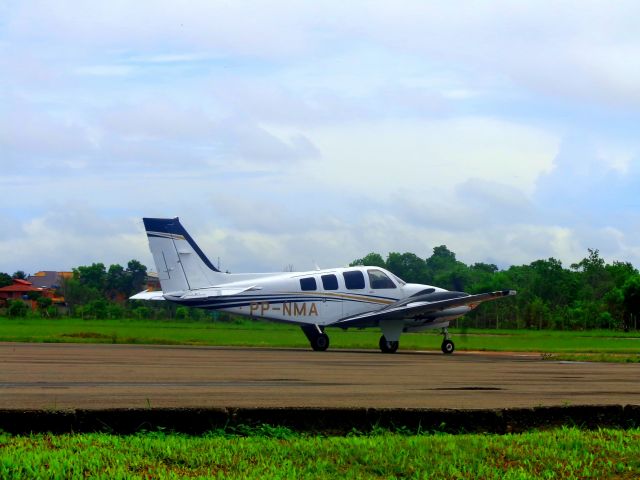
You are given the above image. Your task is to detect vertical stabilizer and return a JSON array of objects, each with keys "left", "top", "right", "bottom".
[{"left": 143, "top": 217, "right": 226, "bottom": 293}]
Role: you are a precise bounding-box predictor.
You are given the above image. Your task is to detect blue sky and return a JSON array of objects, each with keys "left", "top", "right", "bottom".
[{"left": 2, "top": 1, "right": 640, "bottom": 275}]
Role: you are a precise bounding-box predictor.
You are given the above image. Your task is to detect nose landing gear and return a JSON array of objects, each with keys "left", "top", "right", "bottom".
[
  {"left": 379, "top": 335, "right": 399, "bottom": 353},
  {"left": 441, "top": 327, "right": 455, "bottom": 354}
]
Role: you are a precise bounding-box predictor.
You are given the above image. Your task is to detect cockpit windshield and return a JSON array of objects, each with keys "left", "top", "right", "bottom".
[{"left": 367, "top": 269, "right": 397, "bottom": 289}]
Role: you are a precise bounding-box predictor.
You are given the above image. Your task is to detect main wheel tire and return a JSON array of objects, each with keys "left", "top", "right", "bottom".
[
  {"left": 379, "top": 335, "right": 399, "bottom": 354},
  {"left": 441, "top": 339, "right": 455, "bottom": 354},
  {"left": 311, "top": 333, "right": 330, "bottom": 351}
]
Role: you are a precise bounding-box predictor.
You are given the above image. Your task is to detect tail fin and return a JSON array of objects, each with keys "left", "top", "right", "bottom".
[{"left": 143, "top": 217, "right": 226, "bottom": 293}]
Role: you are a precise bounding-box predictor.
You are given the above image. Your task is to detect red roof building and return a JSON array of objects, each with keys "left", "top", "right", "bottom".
[
  {"left": 0, "top": 279, "right": 42, "bottom": 305},
  {"left": 0, "top": 277, "right": 66, "bottom": 308}
]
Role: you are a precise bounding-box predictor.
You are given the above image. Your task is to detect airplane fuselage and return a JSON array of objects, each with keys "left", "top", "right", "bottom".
[{"left": 162, "top": 266, "right": 471, "bottom": 330}]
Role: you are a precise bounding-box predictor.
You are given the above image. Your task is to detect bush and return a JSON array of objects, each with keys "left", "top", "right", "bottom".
[
  {"left": 132, "top": 306, "right": 152, "bottom": 320},
  {"left": 597, "top": 311, "right": 615, "bottom": 329},
  {"left": 8, "top": 299, "right": 29, "bottom": 317},
  {"left": 37, "top": 296, "right": 52, "bottom": 311},
  {"left": 86, "top": 299, "right": 109, "bottom": 319},
  {"left": 189, "top": 308, "right": 207, "bottom": 321},
  {"left": 106, "top": 303, "right": 124, "bottom": 319}
]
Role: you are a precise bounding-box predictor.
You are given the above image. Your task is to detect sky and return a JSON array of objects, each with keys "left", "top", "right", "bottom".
[{"left": 2, "top": 1, "right": 640, "bottom": 275}]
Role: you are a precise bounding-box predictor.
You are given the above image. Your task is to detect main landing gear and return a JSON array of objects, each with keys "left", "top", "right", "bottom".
[
  {"left": 312, "top": 333, "right": 330, "bottom": 351},
  {"left": 441, "top": 327, "right": 455, "bottom": 354},
  {"left": 379, "top": 335, "right": 399, "bottom": 354},
  {"left": 300, "top": 325, "right": 454, "bottom": 354},
  {"left": 301, "top": 325, "right": 330, "bottom": 352}
]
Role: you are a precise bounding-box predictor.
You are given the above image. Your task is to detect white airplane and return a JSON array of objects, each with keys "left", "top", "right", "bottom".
[{"left": 131, "top": 217, "right": 516, "bottom": 354}]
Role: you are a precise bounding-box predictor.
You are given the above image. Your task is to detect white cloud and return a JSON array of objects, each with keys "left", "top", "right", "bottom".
[
  {"left": 293, "top": 117, "right": 559, "bottom": 196},
  {"left": 0, "top": 208, "right": 151, "bottom": 274},
  {"left": 0, "top": 99, "right": 94, "bottom": 168}
]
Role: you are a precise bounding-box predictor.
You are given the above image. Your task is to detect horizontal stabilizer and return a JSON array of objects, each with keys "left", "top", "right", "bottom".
[
  {"left": 178, "top": 285, "right": 260, "bottom": 300},
  {"left": 130, "top": 290, "right": 166, "bottom": 301},
  {"left": 131, "top": 285, "right": 261, "bottom": 302}
]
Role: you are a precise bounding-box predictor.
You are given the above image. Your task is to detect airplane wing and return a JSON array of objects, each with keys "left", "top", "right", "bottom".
[{"left": 330, "top": 290, "right": 516, "bottom": 328}]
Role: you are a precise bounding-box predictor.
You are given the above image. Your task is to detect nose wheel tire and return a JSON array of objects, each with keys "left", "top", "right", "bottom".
[
  {"left": 311, "top": 333, "right": 330, "bottom": 351},
  {"left": 441, "top": 339, "right": 455, "bottom": 354},
  {"left": 379, "top": 335, "right": 399, "bottom": 353}
]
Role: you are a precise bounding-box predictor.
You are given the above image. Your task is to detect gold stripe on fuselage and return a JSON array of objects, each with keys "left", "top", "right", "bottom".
[{"left": 282, "top": 291, "right": 396, "bottom": 305}]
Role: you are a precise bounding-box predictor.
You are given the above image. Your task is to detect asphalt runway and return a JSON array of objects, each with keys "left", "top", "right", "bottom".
[{"left": 1, "top": 342, "right": 639, "bottom": 410}]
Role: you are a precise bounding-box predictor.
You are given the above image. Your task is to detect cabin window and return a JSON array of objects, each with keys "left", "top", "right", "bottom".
[
  {"left": 367, "top": 269, "right": 397, "bottom": 289},
  {"left": 343, "top": 270, "right": 365, "bottom": 290},
  {"left": 321, "top": 274, "right": 338, "bottom": 290},
  {"left": 299, "top": 277, "right": 317, "bottom": 291}
]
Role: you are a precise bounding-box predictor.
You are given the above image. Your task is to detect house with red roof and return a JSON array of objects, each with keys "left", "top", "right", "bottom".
[
  {"left": 0, "top": 275, "right": 66, "bottom": 308},
  {"left": 0, "top": 278, "right": 42, "bottom": 307}
]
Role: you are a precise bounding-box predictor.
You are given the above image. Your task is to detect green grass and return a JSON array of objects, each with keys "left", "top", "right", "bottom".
[
  {"left": 0, "top": 317, "right": 639, "bottom": 358},
  {"left": 0, "top": 427, "right": 638, "bottom": 479}
]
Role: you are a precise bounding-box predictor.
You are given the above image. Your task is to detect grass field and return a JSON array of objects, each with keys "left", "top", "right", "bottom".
[
  {"left": 0, "top": 317, "right": 639, "bottom": 361},
  {"left": 1, "top": 427, "right": 638, "bottom": 479}
]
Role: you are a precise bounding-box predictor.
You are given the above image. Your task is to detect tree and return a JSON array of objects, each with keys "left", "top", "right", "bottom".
[
  {"left": 0, "top": 272, "right": 12, "bottom": 287},
  {"left": 622, "top": 275, "right": 640, "bottom": 330},
  {"left": 350, "top": 253, "right": 386, "bottom": 268},
  {"left": 603, "top": 287, "right": 625, "bottom": 328},
  {"left": 74, "top": 263, "right": 107, "bottom": 291},
  {"left": 126, "top": 259, "right": 147, "bottom": 295},
  {"left": 606, "top": 261, "right": 638, "bottom": 288},
  {"left": 103, "top": 260, "right": 148, "bottom": 300},
  {"left": 106, "top": 264, "right": 128, "bottom": 300},
  {"left": 60, "top": 277, "right": 101, "bottom": 314},
  {"left": 12, "top": 270, "right": 26, "bottom": 280},
  {"left": 571, "top": 249, "right": 611, "bottom": 299},
  {"left": 386, "top": 252, "right": 428, "bottom": 283},
  {"left": 470, "top": 262, "right": 498, "bottom": 274},
  {"left": 467, "top": 263, "right": 499, "bottom": 293},
  {"left": 425, "top": 245, "right": 458, "bottom": 274},
  {"left": 425, "top": 245, "right": 470, "bottom": 291},
  {"left": 529, "top": 258, "right": 576, "bottom": 308}
]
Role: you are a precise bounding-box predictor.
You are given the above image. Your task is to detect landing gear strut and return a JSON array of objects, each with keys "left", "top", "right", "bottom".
[
  {"left": 441, "top": 327, "right": 455, "bottom": 354},
  {"left": 301, "top": 325, "right": 330, "bottom": 352},
  {"left": 379, "top": 335, "right": 399, "bottom": 354}
]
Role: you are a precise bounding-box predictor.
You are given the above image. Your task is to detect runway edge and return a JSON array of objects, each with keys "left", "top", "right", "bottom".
[{"left": 1, "top": 405, "right": 639, "bottom": 435}]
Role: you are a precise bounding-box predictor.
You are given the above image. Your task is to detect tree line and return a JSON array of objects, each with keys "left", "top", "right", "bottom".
[
  {"left": 2, "top": 246, "right": 640, "bottom": 330},
  {"left": 351, "top": 246, "right": 640, "bottom": 330}
]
